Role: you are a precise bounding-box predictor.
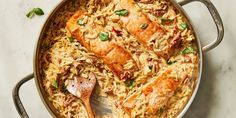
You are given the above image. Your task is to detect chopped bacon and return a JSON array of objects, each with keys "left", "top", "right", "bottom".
[
  {"left": 151, "top": 9, "right": 168, "bottom": 17},
  {"left": 64, "top": 95, "right": 76, "bottom": 107},
  {"left": 121, "top": 70, "right": 133, "bottom": 81},
  {"left": 148, "top": 60, "right": 160, "bottom": 72},
  {"left": 114, "top": 100, "right": 123, "bottom": 108},
  {"left": 169, "top": 32, "right": 182, "bottom": 49},
  {"left": 105, "top": 87, "right": 114, "bottom": 96},
  {"left": 150, "top": 3, "right": 168, "bottom": 17},
  {"left": 59, "top": 67, "right": 65, "bottom": 73},
  {"left": 184, "top": 55, "right": 192, "bottom": 63},
  {"left": 112, "top": 27, "right": 123, "bottom": 36}
]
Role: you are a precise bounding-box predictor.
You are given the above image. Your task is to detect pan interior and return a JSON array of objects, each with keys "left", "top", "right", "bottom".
[{"left": 34, "top": 0, "right": 201, "bottom": 117}]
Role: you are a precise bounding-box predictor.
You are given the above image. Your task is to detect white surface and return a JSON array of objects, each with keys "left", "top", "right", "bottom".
[{"left": 0, "top": 0, "right": 235, "bottom": 118}]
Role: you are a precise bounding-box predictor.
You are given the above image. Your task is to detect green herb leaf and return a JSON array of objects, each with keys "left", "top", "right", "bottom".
[
  {"left": 62, "top": 84, "right": 67, "bottom": 93},
  {"left": 52, "top": 80, "right": 58, "bottom": 88},
  {"left": 148, "top": 65, "right": 153, "bottom": 70},
  {"left": 181, "top": 47, "right": 194, "bottom": 54},
  {"left": 43, "top": 40, "right": 51, "bottom": 50},
  {"left": 125, "top": 79, "right": 135, "bottom": 89},
  {"left": 140, "top": 23, "right": 148, "bottom": 29},
  {"left": 26, "top": 10, "right": 35, "bottom": 18},
  {"left": 69, "top": 36, "right": 74, "bottom": 42},
  {"left": 167, "top": 60, "right": 177, "bottom": 65},
  {"left": 99, "top": 32, "right": 109, "bottom": 41},
  {"left": 179, "top": 22, "right": 188, "bottom": 30},
  {"left": 159, "top": 107, "right": 164, "bottom": 116},
  {"left": 115, "top": 9, "right": 129, "bottom": 16},
  {"left": 77, "top": 18, "right": 84, "bottom": 26},
  {"left": 33, "top": 8, "right": 44, "bottom": 15},
  {"left": 26, "top": 7, "right": 44, "bottom": 19},
  {"left": 161, "top": 17, "right": 173, "bottom": 22}
]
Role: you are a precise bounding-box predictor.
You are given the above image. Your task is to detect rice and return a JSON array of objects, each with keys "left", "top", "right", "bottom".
[{"left": 39, "top": 0, "right": 199, "bottom": 117}]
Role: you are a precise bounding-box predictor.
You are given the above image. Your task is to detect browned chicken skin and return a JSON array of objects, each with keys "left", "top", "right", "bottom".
[{"left": 66, "top": 11, "right": 137, "bottom": 81}]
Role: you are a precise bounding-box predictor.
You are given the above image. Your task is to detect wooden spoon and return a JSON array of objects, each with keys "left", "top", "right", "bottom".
[{"left": 67, "top": 73, "right": 96, "bottom": 118}]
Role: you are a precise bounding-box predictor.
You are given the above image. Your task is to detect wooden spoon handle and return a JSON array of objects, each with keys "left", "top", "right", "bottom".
[{"left": 83, "top": 99, "right": 95, "bottom": 118}]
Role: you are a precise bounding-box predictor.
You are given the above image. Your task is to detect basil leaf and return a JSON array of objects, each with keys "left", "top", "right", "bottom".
[
  {"left": 167, "top": 60, "right": 177, "bottom": 65},
  {"left": 179, "top": 22, "right": 188, "bottom": 30},
  {"left": 125, "top": 79, "right": 135, "bottom": 89},
  {"left": 26, "top": 10, "right": 35, "bottom": 18},
  {"left": 33, "top": 8, "right": 44, "bottom": 15},
  {"left": 62, "top": 84, "right": 67, "bottom": 93},
  {"left": 69, "top": 36, "right": 74, "bottom": 42},
  {"left": 161, "top": 17, "right": 173, "bottom": 22},
  {"left": 115, "top": 9, "right": 129, "bottom": 16},
  {"left": 99, "top": 32, "right": 109, "bottom": 41},
  {"left": 26, "top": 7, "right": 44, "bottom": 18},
  {"left": 159, "top": 107, "right": 164, "bottom": 116},
  {"left": 140, "top": 23, "right": 148, "bottom": 29},
  {"left": 52, "top": 80, "right": 58, "bottom": 88},
  {"left": 43, "top": 40, "right": 51, "bottom": 50},
  {"left": 77, "top": 18, "right": 84, "bottom": 26},
  {"left": 181, "top": 47, "right": 194, "bottom": 54},
  {"left": 148, "top": 65, "right": 153, "bottom": 70}
]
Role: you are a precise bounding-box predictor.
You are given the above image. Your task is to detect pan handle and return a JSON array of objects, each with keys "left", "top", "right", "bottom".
[
  {"left": 12, "top": 73, "right": 34, "bottom": 118},
  {"left": 178, "top": 0, "right": 224, "bottom": 52}
]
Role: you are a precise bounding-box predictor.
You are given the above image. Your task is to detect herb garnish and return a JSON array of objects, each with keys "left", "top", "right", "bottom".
[
  {"left": 179, "top": 22, "right": 188, "bottom": 30},
  {"left": 115, "top": 9, "right": 129, "bottom": 16},
  {"left": 26, "top": 8, "right": 44, "bottom": 18},
  {"left": 140, "top": 23, "right": 148, "bottom": 29},
  {"left": 99, "top": 32, "right": 109, "bottom": 41},
  {"left": 125, "top": 79, "right": 135, "bottom": 89},
  {"left": 181, "top": 47, "right": 194, "bottom": 54}
]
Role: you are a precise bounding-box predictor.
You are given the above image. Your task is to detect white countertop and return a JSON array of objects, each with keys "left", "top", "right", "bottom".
[{"left": 0, "top": 0, "right": 235, "bottom": 117}]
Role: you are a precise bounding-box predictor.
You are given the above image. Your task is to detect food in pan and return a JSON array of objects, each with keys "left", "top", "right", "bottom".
[{"left": 40, "top": 0, "right": 199, "bottom": 117}]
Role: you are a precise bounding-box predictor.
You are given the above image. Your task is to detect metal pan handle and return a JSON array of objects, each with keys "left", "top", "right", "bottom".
[
  {"left": 178, "top": 0, "right": 224, "bottom": 52},
  {"left": 12, "top": 73, "right": 34, "bottom": 118}
]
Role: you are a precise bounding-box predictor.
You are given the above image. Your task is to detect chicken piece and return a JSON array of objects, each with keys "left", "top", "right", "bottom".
[
  {"left": 116, "top": 0, "right": 180, "bottom": 59},
  {"left": 122, "top": 68, "right": 181, "bottom": 115},
  {"left": 66, "top": 11, "right": 137, "bottom": 80}
]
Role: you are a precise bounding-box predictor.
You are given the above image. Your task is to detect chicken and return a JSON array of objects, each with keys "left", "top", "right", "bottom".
[{"left": 66, "top": 11, "right": 137, "bottom": 81}]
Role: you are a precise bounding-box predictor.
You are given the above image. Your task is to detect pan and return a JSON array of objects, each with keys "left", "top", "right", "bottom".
[{"left": 12, "top": 0, "right": 224, "bottom": 117}]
